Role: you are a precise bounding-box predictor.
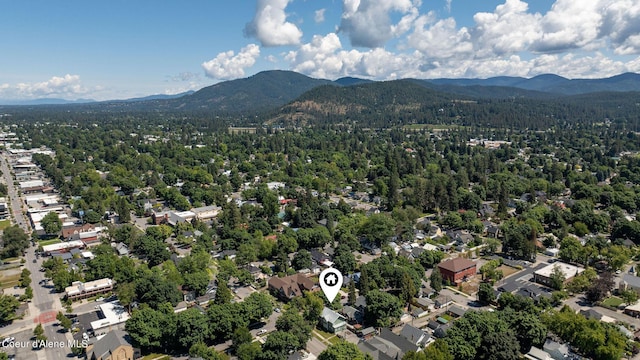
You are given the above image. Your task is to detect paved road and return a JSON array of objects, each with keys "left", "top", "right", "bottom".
[{"left": 0, "top": 153, "right": 73, "bottom": 360}]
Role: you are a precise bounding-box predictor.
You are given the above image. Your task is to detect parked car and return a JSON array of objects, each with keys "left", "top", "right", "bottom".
[{"left": 257, "top": 329, "right": 267, "bottom": 335}]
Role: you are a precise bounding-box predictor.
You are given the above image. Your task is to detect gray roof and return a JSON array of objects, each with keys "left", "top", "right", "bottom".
[
  {"left": 400, "top": 324, "right": 428, "bottom": 345},
  {"left": 321, "top": 307, "right": 346, "bottom": 325},
  {"left": 88, "top": 329, "right": 133, "bottom": 360},
  {"left": 623, "top": 274, "right": 640, "bottom": 288},
  {"left": 448, "top": 305, "right": 467, "bottom": 317},
  {"left": 355, "top": 295, "right": 367, "bottom": 309}
]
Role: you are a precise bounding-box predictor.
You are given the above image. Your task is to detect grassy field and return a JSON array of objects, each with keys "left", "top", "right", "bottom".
[
  {"left": 38, "top": 238, "right": 62, "bottom": 246},
  {"left": 602, "top": 296, "right": 624, "bottom": 308},
  {"left": 496, "top": 265, "right": 521, "bottom": 278},
  {"left": 0, "top": 272, "right": 21, "bottom": 289},
  {"left": 140, "top": 354, "right": 171, "bottom": 360},
  {"left": 0, "top": 220, "right": 10, "bottom": 230}
]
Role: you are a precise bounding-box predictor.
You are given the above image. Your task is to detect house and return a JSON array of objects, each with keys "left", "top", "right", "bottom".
[
  {"left": 361, "top": 327, "right": 376, "bottom": 340},
  {"left": 86, "top": 329, "right": 140, "bottom": 360},
  {"left": 61, "top": 223, "right": 95, "bottom": 239},
  {"left": 310, "top": 249, "right": 333, "bottom": 267},
  {"left": 358, "top": 328, "right": 419, "bottom": 360},
  {"left": 543, "top": 339, "right": 570, "bottom": 360},
  {"left": 434, "top": 295, "right": 453, "bottom": 309},
  {"left": 447, "top": 305, "right": 467, "bottom": 318},
  {"left": 525, "top": 347, "right": 552, "bottom": 360},
  {"left": 341, "top": 305, "right": 363, "bottom": 324},
  {"left": 620, "top": 274, "right": 640, "bottom": 295},
  {"left": 115, "top": 243, "right": 129, "bottom": 256},
  {"left": 437, "top": 258, "right": 477, "bottom": 284},
  {"left": 399, "top": 324, "right": 429, "bottom": 347},
  {"left": 268, "top": 274, "right": 317, "bottom": 301},
  {"left": 191, "top": 205, "right": 221, "bottom": 221},
  {"left": 482, "top": 221, "right": 500, "bottom": 238},
  {"left": 533, "top": 262, "right": 584, "bottom": 287},
  {"left": 433, "top": 322, "right": 451, "bottom": 338},
  {"left": 319, "top": 307, "right": 347, "bottom": 333},
  {"left": 515, "top": 284, "right": 551, "bottom": 303},
  {"left": 447, "top": 230, "right": 474, "bottom": 245},
  {"left": 354, "top": 295, "right": 367, "bottom": 311}
]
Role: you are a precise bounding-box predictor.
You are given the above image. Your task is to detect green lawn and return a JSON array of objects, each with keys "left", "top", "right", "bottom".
[
  {"left": 140, "top": 354, "right": 171, "bottom": 360},
  {"left": 0, "top": 220, "right": 10, "bottom": 230},
  {"left": 38, "top": 238, "right": 61, "bottom": 246},
  {"left": 602, "top": 296, "right": 624, "bottom": 308}
]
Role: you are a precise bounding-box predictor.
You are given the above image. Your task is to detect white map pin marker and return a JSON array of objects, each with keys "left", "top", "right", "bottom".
[{"left": 319, "top": 267, "right": 343, "bottom": 303}]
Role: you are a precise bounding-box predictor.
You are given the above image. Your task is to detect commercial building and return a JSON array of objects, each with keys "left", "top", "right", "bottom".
[
  {"left": 437, "top": 258, "right": 477, "bottom": 284},
  {"left": 65, "top": 278, "right": 113, "bottom": 301},
  {"left": 533, "top": 262, "right": 584, "bottom": 287}
]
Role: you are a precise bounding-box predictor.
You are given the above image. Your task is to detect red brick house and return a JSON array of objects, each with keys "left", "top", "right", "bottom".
[{"left": 438, "top": 258, "right": 477, "bottom": 284}]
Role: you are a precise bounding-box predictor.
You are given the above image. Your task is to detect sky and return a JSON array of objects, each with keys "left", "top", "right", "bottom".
[{"left": 1, "top": 0, "right": 640, "bottom": 102}]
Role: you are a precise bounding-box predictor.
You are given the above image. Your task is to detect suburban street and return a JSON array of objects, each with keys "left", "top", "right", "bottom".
[{"left": 0, "top": 154, "right": 73, "bottom": 360}]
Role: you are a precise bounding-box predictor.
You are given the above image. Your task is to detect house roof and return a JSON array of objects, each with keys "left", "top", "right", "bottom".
[
  {"left": 88, "top": 329, "right": 133, "bottom": 360},
  {"left": 268, "top": 274, "right": 316, "bottom": 298},
  {"left": 321, "top": 307, "right": 346, "bottom": 325},
  {"left": 438, "top": 258, "right": 476, "bottom": 273},
  {"left": 622, "top": 274, "right": 640, "bottom": 288},
  {"left": 400, "top": 324, "right": 427, "bottom": 344},
  {"left": 359, "top": 328, "right": 418, "bottom": 360},
  {"left": 355, "top": 295, "right": 367, "bottom": 309},
  {"left": 341, "top": 305, "right": 361, "bottom": 320},
  {"left": 448, "top": 305, "right": 467, "bottom": 317}
]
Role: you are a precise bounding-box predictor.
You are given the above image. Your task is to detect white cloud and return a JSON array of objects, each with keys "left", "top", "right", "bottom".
[
  {"left": 315, "top": 8, "right": 326, "bottom": 23},
  {"left": 202, "top": 44, "right": 261, "bottom": 80},
  {"left": 600, "top": 0, "right": 640, "bottom": 54},
  {"left": 339, "top": 0, "right": 421, "bottom": 48},
  {"left": 245, "top": 0, "right": 302, "bottom": 47},
  {"left": 0, "top": 74, "right": 91, "bottom": 99},
  {"left": 407, "top": 14, "right": 473, "bottom": 59},
  {"left": 530, "top": 0, "right": 602, "bottom": 52},
  {"left": 472, "top": 0, "right": 542, "bottom": 57}
]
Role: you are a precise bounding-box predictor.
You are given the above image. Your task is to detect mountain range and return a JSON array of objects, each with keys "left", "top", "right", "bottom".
[{"left": 2, "top": 70, "right": 640, "bottom": 116}]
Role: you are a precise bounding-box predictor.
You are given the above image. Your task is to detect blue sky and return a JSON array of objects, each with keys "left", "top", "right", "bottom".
[{"left": 1, "top": 0, "right": 640, "bottom": 101}]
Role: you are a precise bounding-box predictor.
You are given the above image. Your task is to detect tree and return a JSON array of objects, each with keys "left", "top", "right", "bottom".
[
  {"left": 549, "top": 265, "right": 566, "bottom": 291},
  {"left": 56, "top": 311, "right": 72, "bottom": 332},
  {"left": 586, "top": 272, "right": 615, "bottom": 303},
  {"left": 0, "top": 294, "right": 20, "bottom": 323},
  {"left": 232, "top": 327, "right": 252, "bottom": 350},
  {"left": 1, "top": 226, "right": 29, "bottom": 258},
  {"left": 478, "top": 282, "right": 495, "bottom": 305},
  {"left": 262, "top": 331, "right": 300, "bottom": 358},
  {"left": 243, "top": 292, "right": 273, "bottom": 323},
  {"left": 620, "top": 289, "right": 639, "bottom": 305},
  {"left": 176, "top": 308, "right": 209, "bottom": 349},
  {"left": 359, "top": 214, "right": 396, "bottom": 247},
  {"left": 364, "top": 290, "right": 402, "bottom": 327},
  {"left": 189, "top": 342, "right": 228, "bottom": 360},
  {"left": 183, "top": 271, "right": 210, "bottom": 297},
  {"left": 275, "top": 310, "right": 312, "bottom": 349},
  {"left": 430, "top": 267, "right": 443, "bottom": 293},
  {"left": 333, "top": 244, "right": 356, "bottom": 274},
  {"left": 236, "top": 342, "right": 262, "bottom": 360},
  {"left": 292, "top": 249, "right": 312, "bottom": 271},
  {"left": 125, "top": 306, "right": 163, "bottom": 350},
  {"left": 214, "top": 281, "right": 233, "bottom": 305},
  {"left": 319, "top": 341, "right": 371, "bottom": 360},
  {"left": 33, "top": 323, "right": 47, "bottom": 347},
  {"left": 116, "top": 282, "right": 136, "bottom": 312},
  {"left": 348, "top": 280, "right": 357, "bottom": 305},
  {"left": 41, "top": 211, "right": 62, "bottom": 235}
]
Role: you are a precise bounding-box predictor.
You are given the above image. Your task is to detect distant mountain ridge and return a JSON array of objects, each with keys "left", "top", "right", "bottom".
[
  {"left": 2, "top": 70, "right": 640, "bottom": 113},
  {"left": 427, "top": 72, "right": 640, "bottom": 95}
]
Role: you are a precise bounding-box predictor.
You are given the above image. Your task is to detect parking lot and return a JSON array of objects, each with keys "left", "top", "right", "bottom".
[{"left": 1, "top": 328, "right": 41, "bottom": 359}]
